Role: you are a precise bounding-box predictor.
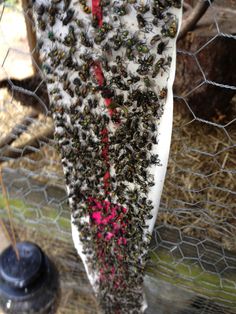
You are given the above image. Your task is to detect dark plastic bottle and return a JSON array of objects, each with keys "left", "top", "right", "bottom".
[{"left": 0, "top": 242, "right": 60, "bottom": 313}]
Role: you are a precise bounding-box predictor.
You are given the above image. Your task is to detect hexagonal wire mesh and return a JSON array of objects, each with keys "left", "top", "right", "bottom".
[{"left": 0, "top": 0, "right": 235, "bottom": 313}]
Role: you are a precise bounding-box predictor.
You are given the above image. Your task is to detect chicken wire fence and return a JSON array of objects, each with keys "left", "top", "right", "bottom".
[{"left": 0, "top": 0, "right": 235, "bottom": 313}]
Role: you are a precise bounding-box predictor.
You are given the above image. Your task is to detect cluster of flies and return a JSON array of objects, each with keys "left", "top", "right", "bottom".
[{"left": 34, "top": 0, "right": 180, "bottom": 312}]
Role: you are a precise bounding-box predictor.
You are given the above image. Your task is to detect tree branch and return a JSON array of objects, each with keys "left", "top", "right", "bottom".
[
  {"left": 0, "top": 127, "right": 54, "bottom": 164},
  {"left": 183, "top": 2, "right": 193, "bottom": 13},
  {"left": 21, "top": 0, "right": 41, "bottom": 73},
  {"left": 178, "top": 0, "right": 215, "bottom": 41},
  {"left": 0, "top": 111, "right": 39, "bottom": 149}
]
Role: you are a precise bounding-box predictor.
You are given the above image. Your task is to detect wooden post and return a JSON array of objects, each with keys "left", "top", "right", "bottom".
[
  {"left": 174, "top": 5, "right": 236, "bottom": 120},
  {"left": 21, "top": 0, "right": 40, "bottom": 74}
]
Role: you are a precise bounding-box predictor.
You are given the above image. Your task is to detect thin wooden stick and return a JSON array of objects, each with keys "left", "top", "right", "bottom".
[
  {"left": 0, "top": 168, "right": 20, "bottom": 260},
  {"left": 0, "top": 111, "right": 39, "bottom": 150},
  {"left": 21, "top": 0, "right": 40, "bottom": 73},
  {"left": 0, "top": 218, "right": 12, "bottom": 248},
  {"left": 178, "top": 0, "right": 215, "bottom": 41}
]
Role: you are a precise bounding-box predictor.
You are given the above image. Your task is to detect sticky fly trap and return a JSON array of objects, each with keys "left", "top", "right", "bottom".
[{"left": 32, "top": 1, "right": 182, "bottom": 312}]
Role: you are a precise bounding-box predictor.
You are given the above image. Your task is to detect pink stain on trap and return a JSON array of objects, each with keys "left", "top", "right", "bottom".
[
  {"left": 88, "top": 197, "right": 129, "bottom": 285},
  {"left": 90, "top": 2, "right": 129, "bottom": 291},
  {"left": 88, "top": 197, "right": 128, "bottom": 244}
]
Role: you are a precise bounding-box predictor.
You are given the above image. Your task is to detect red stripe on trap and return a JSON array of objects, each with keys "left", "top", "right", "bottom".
[
  {"left": 93, "top": 62, "right": 115, "bottom": 117},
  {"left": 87, "top": 197, "right": 128, "bottom": 286},
  {"left": 92, "top": 0, "right": 103, "bottom": 27},
  {"left": 93, "top": 61, "right": 117, "bottom": 193},
  {"left": 89, "top": 3, "right": 129, "bottom": 291}
]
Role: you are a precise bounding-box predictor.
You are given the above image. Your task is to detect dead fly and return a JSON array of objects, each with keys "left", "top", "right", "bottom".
[
  {"left": 143, "top": 76, "right": 152, "bottom": 87},
  {"left": 73, "top": 78, "right": 82, "bottom": 86},
  {"left": 137, "top": 55, "right": 154, "bottom": 75},
  {"left": 63, "top": 54, "right": 74, "bottom": 68},
  {"left": 113, "top": 4, "right": 127, "bottom": 16},
  {"left": 150, "top": 34, "right": 161, "bottom": 46},
  {"left": 150, "top": 154, "right": 160, "bottom": 165},
  {"left": 36, "top": 4, "right": 45, "bottom": 16},
  {"left": 94, "top": 22, "right": 113, "bottom": 44},
  {"left": 171, "top": 0, "right": 182, "bottom": 8},
  {"left": 83, "top": 5, "right": 91, "bottom": 14},
  {"left": 80, "top": 32, "right": 93, "bottom": 47},
  {"left": 116, "top": 56, "right": 128, "bottom": 78},
  {"left": 63, "top": 0, "right": 71, "bottom": 11},
  {"left": 100, "top": 22, "right": 113, "bottom": 33},
  {"left": 64, "top": 25, "right": 76, "bottom": 46},
  {"left": 49, "top": 49, "right": 66, "bottom": 67},
  {"left": 50, "top": 87, "right": 60, "bottom": 95},
  {"left": 159, "top": 87, "right": 167, "bottom": 99},
  {"left": 63, "top": 84, "right": 74, "bottom": 97},
  {"left": 136, "top": 13, "right": 146, "bottom": 28},
  {"left": 92, "top": 14, "right": 99, "bottom": 28},
  {"left": 100, "top": 87, "right": 115, "bottom": 99},
  {"left": 79, "top": 67, "right": 89, "bottom": 82},
  {"left": 135, "top": 3, "right": 150, "bottom": 14},
  {"left": 102, "top": 43, "right": 112, "bottom": 54},
  {"left": 100, "top": 0, "right": 110, "bottom": 7},
  {"left": 152, "top": 2, "right": 165, "bottom": 19},
  {"left": 107, "top": 95, "right": 124, "bottom": 109},
  {"left": 162, "top": 14, "right": 178, "bottom": 38},
  {"left": 157, "top": 40, "right": 169, "bottom": 54},
  {"left": 152, "top": 57, "right": 166, "bottom": 78},
  {"left": 127, "top": 75, "right": 140, "bottom": 85},
  {"left": 74, "top": 84, "right": 89, "bottom": 97},
  {"left": 63, "top": 9, "right": 75, "bottom": 25},
  {"left": 75, "top": 19, "right": 84, "bottom": 28},
  {"left": 136, "top": 43, "right": 149, "bottom": 54},
  {"left": 121, "top": 30, "right": 129, "bottom": 39},
  {"left": 138, "top": 55, "right": 155, "bottom": 67},
  {"left": 110, "top": 33, "right": 123, "bottom": 50},
  {"left": 125, "top": 35, "right": 138, "bottom": 48},
  {"left": 48, "top": 5, "right": 58, "bottom": 26},
  {"left": 111, "top": 76, "right": 129, "bottom": 91},
  {"left": 37, "top": 17, "right": 46, "bottom": 31},
  {"left": 124, "top": 47, "right": 131, "bottom": 60},
  {"left": 79, "top": 0, "right": 91, "bottom": 14}
]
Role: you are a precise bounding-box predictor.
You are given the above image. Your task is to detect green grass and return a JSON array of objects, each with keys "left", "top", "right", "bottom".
[
  {"left": 0, "top": 194, "right": 71, "bottom": 241},
  {"left": 1, "top": 193, "right": 236, "bottom": 308},
  {"left": 147, "top": 250, "right": 236, "bottom": 307}
]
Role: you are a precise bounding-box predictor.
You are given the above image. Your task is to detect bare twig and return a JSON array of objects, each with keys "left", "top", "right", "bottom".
[
  {"left": 0, "top": 111, "right": 39, "bottom": 149},
  {"left": 0, "top": 168, "right": 20, "bottom": 260},
  {"left": 21, "top": 0, "right": 41, "bottom": 73},
  {"left": 183, "top": 2, "right": 193, "bottom": 12},
  {"left": 0, "top": 127, "right": 54, "bottom": 164},
  {"left": 178, "top": 0, "right": 215, "bottom": 41}
]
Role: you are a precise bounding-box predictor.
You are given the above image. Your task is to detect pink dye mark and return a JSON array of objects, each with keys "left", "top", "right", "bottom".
[
  {"left": 93, "top": 62, "right": 117, "bottom": 117},
  {"left": 92, "top": 0, "right": 103, "bottom": 27},
  {"left": 88, "top": 198, "right": 128, "bottom": 243},
  {"left": 117, "top": 237, "right": 127, "bottom": 246},
  {"left": 91, "top": 211, "right": 102, "bottom": 224},
  {"left": 90, "top": 0, "right": 128, "bottom": 295},
  {"left": 105, "top": 232, "right": 114, "bottom": 240},
  {"left": 89, "top": 198, "right": 128, "bottom": 231},
  {"left": 92, "top": 62, "right": 113, "bottom": 194}
]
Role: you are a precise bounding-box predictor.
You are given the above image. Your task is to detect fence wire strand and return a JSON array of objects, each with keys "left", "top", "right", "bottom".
[{"left": 0, "top": 0, "right": 235, "bottom": 313}]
